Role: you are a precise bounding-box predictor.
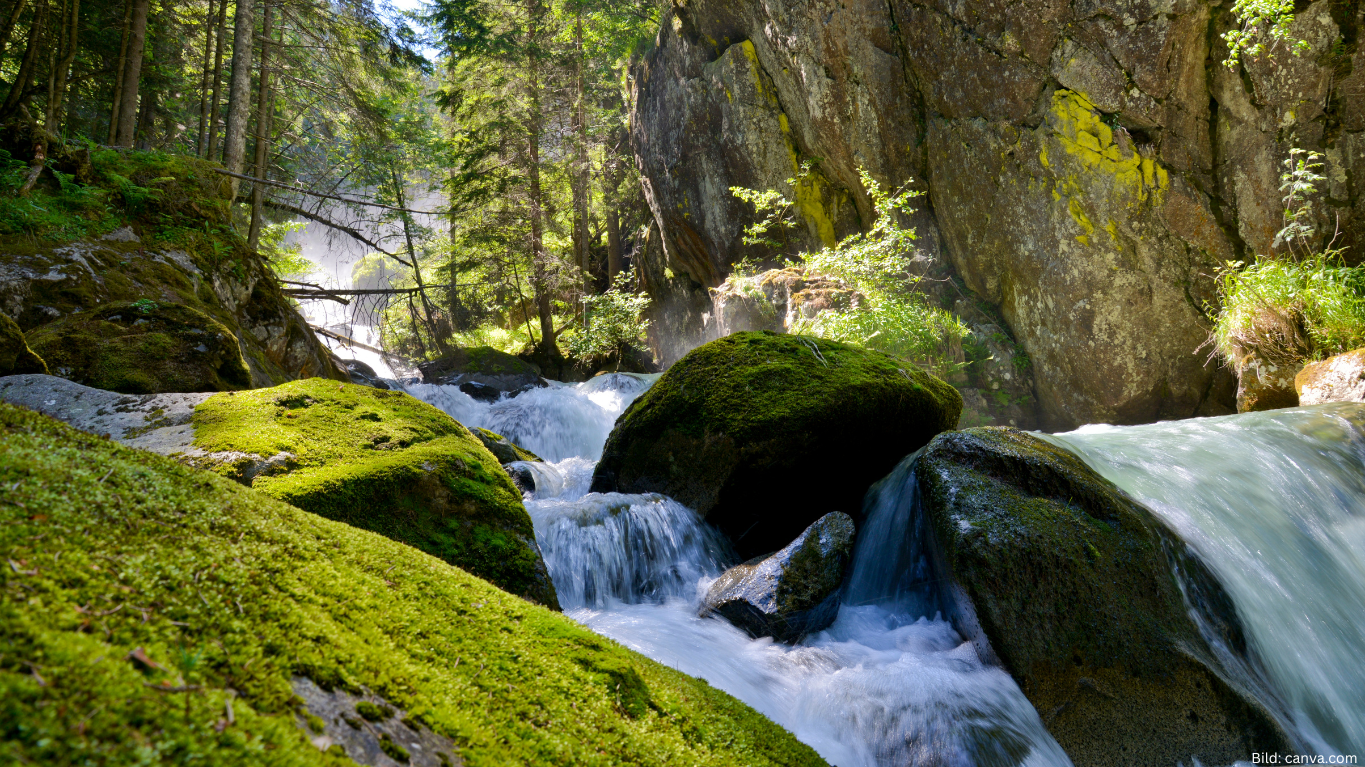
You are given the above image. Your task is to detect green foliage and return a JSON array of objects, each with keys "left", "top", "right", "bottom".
[
  {"left": 0, "top": 402, "right": 826, "bottom": 767},
  {"left": 259, "top": 221, "right": 315, "bottom": 279},
  {"left": 791, "top": 170, "right": 968, "bottom": 374},
  {"left": 1222, "top": 0, "right": 1310, "bottom": 68},
  {"left": 1211, "top": 149, "right": 1365, "bottom": 366},
  {"left": 0, "top": 152, "right": 116, "bottom": 241},
  {"left": 566, "top": 270, "right": 652, "bottom": 358}
]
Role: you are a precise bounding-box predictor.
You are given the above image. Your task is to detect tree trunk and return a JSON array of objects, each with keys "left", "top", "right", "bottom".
[
  {"left": 113, "top": 0, "right": 150, "bottom": 147},
  {"left": 246, "top": 2, "right": 273, "bottom": 251},
  {"left": 195, "top": 0, "right": 216, "bottom": 157},
  {"left": 133, "top": 84, "right": 154, "bottom": 148},
  {"left": 205, "top": 0, "right": 227, "bottom": 160},
  {"left": 0, "top": 0, "right": 30, "bottom": 64},
  {"left": 525, "top": 1, "right": 554, "bottom": 355},
  {"left": 390, "top": 164, "right": 449, "bottom": 354},
  {"left": 1, "top": 0, "right": 46, "bottom": 120},
  {"left": 20, "top": 0, "right": 77, "bottom": 195},
  {"left": 572, "top": 10, "right": 592, "bottom": 325},
  {"left": 106, "top": 0, "right": 130, "bottom": 143},
  {"left": 223, "top": 0, "right": 256, "bottom": 200}
]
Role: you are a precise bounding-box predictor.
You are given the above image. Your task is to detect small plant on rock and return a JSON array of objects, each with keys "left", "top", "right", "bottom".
[{"left": 566, "top": 269, "right": 652, "bottom": 360}]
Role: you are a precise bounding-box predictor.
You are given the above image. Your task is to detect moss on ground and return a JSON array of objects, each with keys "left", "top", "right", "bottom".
[
  {"left": 0, "top": 402, "right": 825, "bottom": 766},
  {"left": 592, "top": 331, "right": 961, "bottom": 558},
  {"left": 191, "top": 378, "right": 558, "bottom": 608},
  {"left": 25, "top": 300, "right": 251, "bottom": 394},
  {"left": 0, "top": 313, "right": 46, "bottom": 376}
]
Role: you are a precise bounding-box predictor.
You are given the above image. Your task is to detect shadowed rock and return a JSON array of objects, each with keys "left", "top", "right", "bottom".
[{"left": 700, "top": 512, "right": 855, "bottom": 643}]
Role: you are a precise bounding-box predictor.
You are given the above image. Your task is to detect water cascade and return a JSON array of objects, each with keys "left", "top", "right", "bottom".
[{"left": 408, "top": 375, "right": 1365, "bottom": 766}]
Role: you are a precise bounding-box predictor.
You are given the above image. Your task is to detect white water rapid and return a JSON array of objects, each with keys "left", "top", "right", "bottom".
[
  {"left": 408, "top": 375, "right": 1365, "bottom": 765},
  {"left": 1046, "top": 404, "right": 1365, "bottom": 760}
]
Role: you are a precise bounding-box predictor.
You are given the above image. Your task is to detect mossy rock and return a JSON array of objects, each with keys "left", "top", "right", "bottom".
[
  {"left": 0, "top": 402, "right": 826, "bottom": 766},
  {"left": 590, "top": 331, "right": 962, "bottom": 558},
  {"left": 916, "top": 427, "right": 1291, "bottom": 767},
  {"left": 472, "top": 427, "right": 542, "bottom": 463},
  {"left": 190, "top": 378, "right": 559, "bottom": 609},
  {"left": 418, "top": 346, "right": 545, "bottom": 395},
  {"left": 0, "top": 313, "right": 46, "bottom": 376},
  {"left": 25, "top": 300, "right": 251, "bottom": 394}
]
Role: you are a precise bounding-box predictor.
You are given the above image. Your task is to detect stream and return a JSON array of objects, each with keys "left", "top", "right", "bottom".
[{"left": 408, "top": 376, "right": 1365, "bottom": 766}]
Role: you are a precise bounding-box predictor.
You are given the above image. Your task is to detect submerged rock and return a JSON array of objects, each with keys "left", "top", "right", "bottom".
[
  {"left": 916, "top": 427, "right": 1291, "bottom": 767},
  {"left": 592, "top": 331, "right": 960, "bottom": 559},
  {"left": 700, "top": 512, "right": 855, "bottom": 643},
  {"left": 339, "top": 357, "right": 391, "bottom": 390},
  {"left": 25, "top": 301, "right": 252, "bottom": 394},
  {"left": 0, "top": 401, "right": 825, "bottom": 766},
  {"left": 473, "top": 426, "right": 542, "bottom": 464},
  {"left": 1296, "top": 348, "right": 1365, "bottom": 405},
  {"left": 0, "top": 313, "right": 46, "bottom": 376},
  {"left": 418, "top": 346, "right": 546, "bottom": 398}
]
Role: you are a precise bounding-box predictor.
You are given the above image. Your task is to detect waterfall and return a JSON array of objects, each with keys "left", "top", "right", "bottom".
[
  {"left": 406, "top": 373, "right": 1365, "bottom": 766},
  {"left": 1045, "top": 403, "right": 1365, "bottom": 758}
]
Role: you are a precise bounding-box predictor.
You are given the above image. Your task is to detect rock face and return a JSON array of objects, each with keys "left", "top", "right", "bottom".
[
  {"left": 1296, "top": 348, "right": 1365, "bottom": 405},
  {"left": 916, "top": 427, "right": 1291, "bottom": 767},
  {"left": 25, "top": 301, "right": 252, "bottom": 394},
  {"left": 709, "top": 267, "right": 862, "bottom": 337},
  {"left": 700, "top": 511, "right": 855, "bottom": 642},
  {"left": 0, "top": 150, "right": 345, "bottom": 388},
  {"left": 418, "top": 346, "right": 547, "bottom": 399},
  {"left": 1236, "top": 353, "right": 1303, "bottom": 412},
  {"left": 629, "top": 0, "right": 1361, "bottom": 427},
  {"left": 0, "top": 312, "right": 45, "bottom": 376},
  {"left": 591, "top": 331, "right": 961, "bottom": 558},
  {"left": 0, "top": 401, "right": 826, "bottom": 766},
  {"left": 0, "top": 374, "right": 558, "bottom": 608}
]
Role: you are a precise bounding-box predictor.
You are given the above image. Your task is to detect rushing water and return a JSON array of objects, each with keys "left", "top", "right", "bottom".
[
  {"left": 406, "top": 376, "right": 1365, "bottom": 765},
  {"left": 1046, "top": 404, "right": 1365, "bottom": 759}
]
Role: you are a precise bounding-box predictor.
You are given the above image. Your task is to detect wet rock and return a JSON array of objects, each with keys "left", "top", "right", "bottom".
[
  {"left": 1296, "top": 348, "right": 1365, "bottom": 406},
  {"left": 591, "top": 331, "right": 960, "bottom": 558},
  {"left": 504, "top": 462, "right": 536, "bottom": 495},
  {"left": 917, "top": 427, "right": 1292, "bottom": 767},
  {"left": 1236, "top": 353, "right": 1302, "bottom": 412},
  {"left": 700, "top": 512, "right": 855, "bottom": 642},
  {"left": 0, "top": 312, "right": 46, "bottom": 376},
  {"left": 473, "top": 426, "right": 542, "bottom": 464},
  {"left": 340, "top": 357, "right": 391, "bottom": 390},
  {"left": 25, "top": 301, "right": 252, "bottom": 394},
  {"left": 292, "top": 677, "right": 461, "bottom": 766},
  {"left": 418, "top": 346, "right": 547, "bottom": 395},
  {"left": 709, "top": 267, "right": 862, "bottom": 338}
]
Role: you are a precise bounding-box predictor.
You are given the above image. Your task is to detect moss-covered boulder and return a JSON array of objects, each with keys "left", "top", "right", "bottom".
[
  {"left": 0, "top": 312, "right": 45, "bottom": 376},
  {"left": 591, "top": 331, "right": 961, "bottom": 558},
  {"left": 0, "top": 402, "right": 825, "bottom": 766},
  {"left": 189, "top": 378, "right": 560, "bottom": 608},
  {"left": 472, "top": 426, "right": 542, "bottom": 463},
  {"left": 25, "top": 300, "right": 251, "bottom": 394},
  {"left": 916, "top": 427, "right": 1291, "bottom": 767},
  {"left": 0, "top": 147, "right": 344, "bottom": 388},
  {"left": 418, "top": 346, "right": 546, "bottom": 399}
]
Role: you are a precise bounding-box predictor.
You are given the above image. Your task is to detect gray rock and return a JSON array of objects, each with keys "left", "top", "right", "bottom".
[
  {"left": 292, "top": 676, "right": 461, "bottom": 766},
  {"left": 417, "top": 346, "right": 546, "bottom": 397},
  {"left": 700, "top": 511, "right": 855, "bottom": 643},
  {"left": 1296, "top": 348, "right": 1365, "bottom": 406}
]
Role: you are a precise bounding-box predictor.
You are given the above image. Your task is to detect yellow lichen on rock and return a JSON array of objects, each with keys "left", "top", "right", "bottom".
[{"left": 1048, "top": 90, "right": 1168, "bottom": 205}]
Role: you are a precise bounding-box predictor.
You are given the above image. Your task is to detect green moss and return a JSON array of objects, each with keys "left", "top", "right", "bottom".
[
  {"left": 191, "top": 379, "right": 559, "bottom": 608},
  {"left": 25, "top": 301, "right": 251, "bottom": 394},
  {"left": 594, "top": 331, "right": 961, "bottom": 558},
  {"left": 0, "top": 402, "right": 825, "bottom": 766},
  {"left": 472, "top": 427, "right": 542, "bottom": 463},
  {"left": 0, "top": 313, "right": 47, "bottom": 376},
  {"left": 379, "top": 733, "right": 411, "bottom": 762},
  {"left": 356, "top": 701, "right": 393, "bottom": 722}
]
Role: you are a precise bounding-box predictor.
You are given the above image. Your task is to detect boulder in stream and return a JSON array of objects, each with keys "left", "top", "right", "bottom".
[
  {"left": 418, "top": 345, "right": 547, "bottom": 399},
  {"left": 917, "top": 427, "right": 1292, "bottom": 767},
  {"left": 473, "top": 426, "right": 542, "bottom": 464},
  {"left": 700, "top": 512, "right": 855, "bottom": 643},
  {"left": 591, "top": 331, "right": 961, "bottom": 558},
  {"left": 1296, "top": 348, "right": 1365, "bottom": 405}
]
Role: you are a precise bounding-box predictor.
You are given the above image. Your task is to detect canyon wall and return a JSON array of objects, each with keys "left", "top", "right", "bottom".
[{"left": 630, "top": 0, "right": 1364, "bottom": 429}]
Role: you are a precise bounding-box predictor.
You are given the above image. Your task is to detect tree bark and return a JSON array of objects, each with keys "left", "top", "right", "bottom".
[
  {"left": 571, "top": 9, "right": 591, "bottom": 325},
  {"left": 195, "top": 0, "right": 216, "bottom": 157},
  {"left": 113, "top": 0, "right": 149, "bottom": 147},
  {"left": 246, "top": 1, "right": 273, "bottom": 251},
  {"left": 205, "top": 0, "right": 227, "bottom": 160},
  {"left": 0, "top": 0, "right": 30, "bottom": 64},
  {"left": 223, "top": 0, "right": 256, "bottom": 200},
  {"left": 390, "top": 164, "right": 449, "bottom": 353},
  {"left": 1, "top": 0, "right": 46, "bottom": 120},
  {"left": 106, "top": 0, "right": 130, "bottom": 143},
  {"left": 20, "top": 0, "right": 77, "bottom": 195},
  {"left": 525, "top": 2, "right": 555, "bottom": 355}
]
